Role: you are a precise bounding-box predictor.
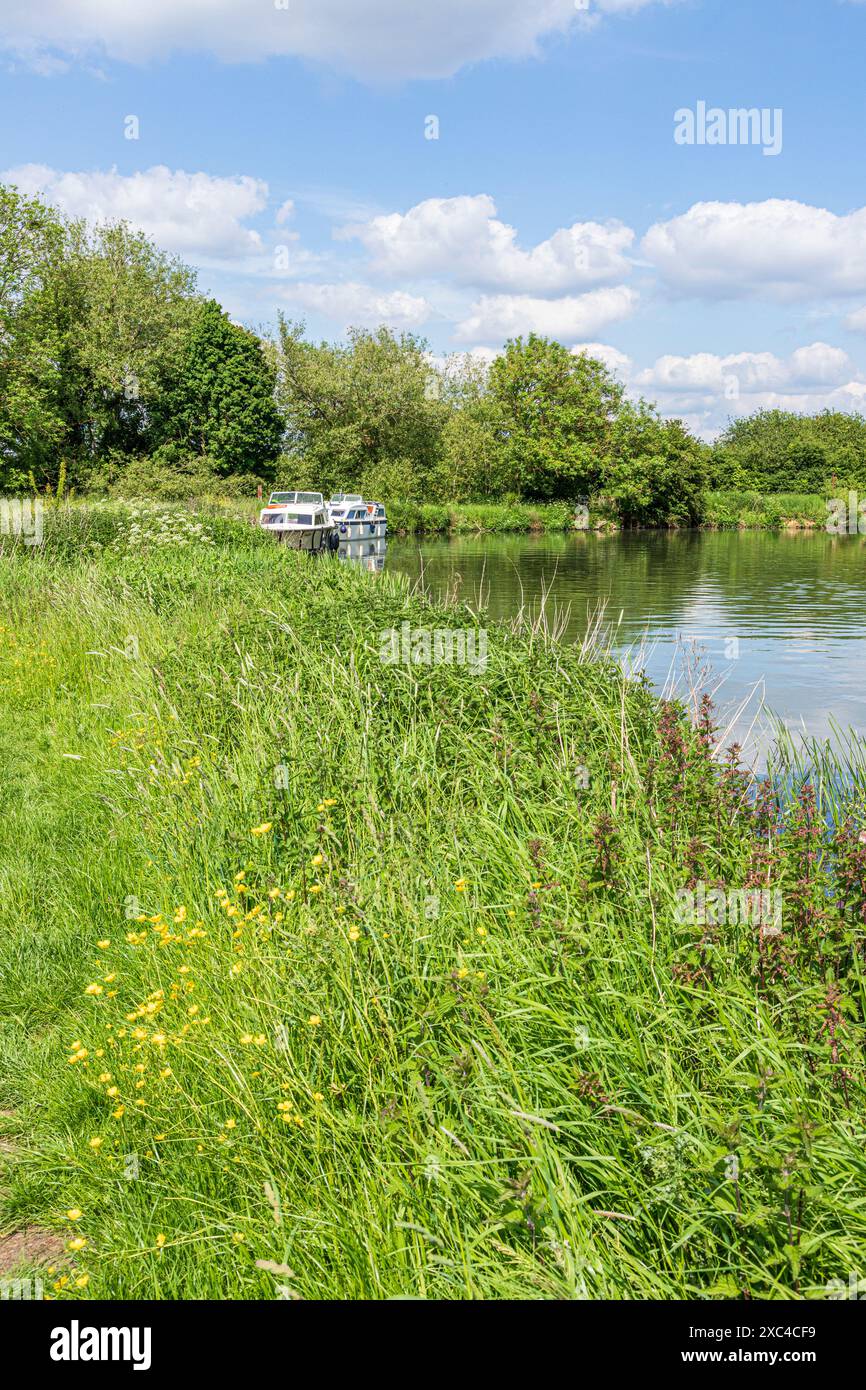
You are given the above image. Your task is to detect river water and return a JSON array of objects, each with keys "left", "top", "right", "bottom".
[{"left": 385, "top": 530, "right": 866, "bottom": 766}]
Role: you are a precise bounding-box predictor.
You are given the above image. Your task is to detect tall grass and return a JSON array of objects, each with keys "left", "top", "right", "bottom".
[
  {"left": 0, "top": 505, "right": 864, "bottom": 1300},
  {"left": 704, "top": 491, "right": 829, "bottom": 530}
]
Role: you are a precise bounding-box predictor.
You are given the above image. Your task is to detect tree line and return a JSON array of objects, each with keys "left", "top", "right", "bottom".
[{"left": 3, "top": 182, "right": 865, "bottom": 522}]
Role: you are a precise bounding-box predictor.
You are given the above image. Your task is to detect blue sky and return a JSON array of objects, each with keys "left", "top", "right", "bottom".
[{"left": 2, "top": 0, "right": 866, "bottom": 435}]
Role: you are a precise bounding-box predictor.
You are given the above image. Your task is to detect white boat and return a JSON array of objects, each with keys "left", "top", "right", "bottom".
[
  {"left": 258, "top": 492, "right": 338, "bottom": 551},
  {"left": 327, "top": 493, "right": 364, "bottom": 520},
  {"left": 328, "top": 497, "right": 387, "bottom": 542}
]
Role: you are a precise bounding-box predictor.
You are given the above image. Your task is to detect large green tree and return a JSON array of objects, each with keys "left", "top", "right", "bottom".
[
  {"left": 488, "top": 336, "right": 624, "bottom": 499},
  {"left": 153, "top": 300, "right": 283, "bottom": 475},
  {"left": 603, "top": 402, "right": 708, "bottom": 527},
  {"left": 274, "top": 319, "right": 446, "bottom": 498},
  {"left": 0, "top": 185, "right": 67, "bottom": 487}
]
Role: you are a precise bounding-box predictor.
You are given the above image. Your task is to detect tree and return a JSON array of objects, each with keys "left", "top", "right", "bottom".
[
  {"left": 153, "top": 300, "right": 283, "bottom": 475},
  {"left": 422, "top": 353, "right": 505, "bottom": 502},
  {"left": 0, "top": 185, "right": 67, "bottom": 488},
  {"left": 603, "top": 403, "right": 708, "bottom": 527},
  {"left": 487, "top": 336, "right": 624, "bottom": 500},
  {"left": 273, "top": 319, "right": 446, "bottom": 498},
  {"left": 711, "top": 409, "right": 866, "bottom": 493}
]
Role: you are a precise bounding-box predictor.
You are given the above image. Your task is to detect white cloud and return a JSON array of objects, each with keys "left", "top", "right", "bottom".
[
  {"left": 624, "top": 343, "right": 866, "bottom": 437},
  {"left": 3, "top": 163, "right": 268, "bottom": 264},
  {"left": 571, "top": 342, "right": 633, "bottom": 377},
  {"left": 643, "top": 199, "right": 866, "bottom": 300},
  {"left": 278, "top": 281, "right": 432, "bottom": 331},
  {"left": 634, "top": 343, "right": 857, "bottom": 397},
  {"left": 455, "top": 286, "right": 638, "bottom": 342},
  {"left": 341, "top": 195, "right": 634, "bottom": 292},
  {"left": 844, "top": 305, "right": 866, "bottom": 332},
  {"left": 0, "top": 0, "right": 681, "bottom": 82}
]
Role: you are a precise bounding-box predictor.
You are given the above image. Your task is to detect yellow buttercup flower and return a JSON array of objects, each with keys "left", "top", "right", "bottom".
[
  {"left": 155, "top": 1233, "right": 166, "bottom": 1248},
  {"left": 88, "top": 1136, "right": 104, "bottom": 1150},
  {"left": 67, "top": 1237, "right": 87, "bottom": 1252},
  {"left": 308, "top": 1014, "right": 322, "bottom": 1027},
  {"left": 96, "top": 940, "right": 111, "bottom": 950},
  {"left": 454, "top": 879, "right": 467, "bottom": 892},
  {"left": 84, "top": 983, "right": 103, "bottom": 996},
  {"left": 311, "top": 854, "right": 324, "bottom": 867},
  {"left": 251, "top": 822, "right": 273, "bottom": 836},
  {"left": 65, "top": 1209, "right": 83, "bottom": 1221}
]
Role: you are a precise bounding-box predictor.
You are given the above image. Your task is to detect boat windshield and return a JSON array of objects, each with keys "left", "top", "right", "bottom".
[{"left": 270, "top": 491, "right": 322, "bottom": 505}]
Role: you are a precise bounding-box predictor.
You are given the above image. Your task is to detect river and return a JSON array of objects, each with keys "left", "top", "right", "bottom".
[{"left": 384, "top": 530, "right": 866, "bottom": 766}]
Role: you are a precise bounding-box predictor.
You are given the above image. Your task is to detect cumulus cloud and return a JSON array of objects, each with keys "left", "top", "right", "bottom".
[
  {"left": 0, "top": 0, "right": 681, "bottom": 82},
  {"left": 341, "top": 196, "right": 634, "bottom": 293},
  {"left": 643, "top": 199, "right": 866, "bottom": 301},
  {"left": 455, "top": 286, "right": 638, "bottom": 342},
  {"left": 571, "top": 342, "right": 633, "bottom": 377},
  {"left": 278, "top": 281, "right": 432, "bottom": 331},
  {"left": 634, "top": 343, "right": 857, "bottom": 397},
  {"left": 2, "top": 163, "right": 268, "bottom": 264},
  {"left": 0, "top": 0, "right": 678, "bottom": 82}
]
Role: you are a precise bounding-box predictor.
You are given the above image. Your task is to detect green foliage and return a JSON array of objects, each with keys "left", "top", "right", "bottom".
[
  {"left": 105, "top": 453, "right": 269, "bottom": 502},
  {"left": 602, "top": 403, "right": 708, "bottom": 527},
  {"left": 0, "top": 185, "right": 68, "bottom": 485},
  {"left": 152, "top": 300, "right": 283, "bottom": 475},
  {"left": 712, "top": 409, "right": 866, "bottom": 493},
  {"left": 704, "top": 491, "right": 828, "bottom": 530},
  {"left": 488, "top": 336, "right": 623, "bottom": 500},
  {"left": 274, "top": 318, "right": 446, "bottom": 499}
]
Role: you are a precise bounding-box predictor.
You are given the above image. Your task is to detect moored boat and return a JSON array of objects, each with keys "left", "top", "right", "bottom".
[
  {"left": 258, "top": 491, "right": 337, "bottom": 551},
  {"left": 329, "top": 498, "right": 387, "bottom": 542}
]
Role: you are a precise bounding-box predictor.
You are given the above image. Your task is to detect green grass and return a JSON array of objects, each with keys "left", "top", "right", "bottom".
[
  {"left": 1, "top": 502, "right": 865, "bottom": 1301},
  {"left": 72, "top": 490, "right": 837, "bottom": 534},
  {"left": 704, "top": 491, "right": 829, "bottom": 530}
]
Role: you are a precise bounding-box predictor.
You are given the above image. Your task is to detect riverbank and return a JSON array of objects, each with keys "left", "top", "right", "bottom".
[
  {"left": 0, "top": 504, "right": 863, "bottom": 1300},
  {"left": 389, "top": 493, "right": 832, "bottom": 534},
  {"left": 67, "top": 490, "right": 834, "bottom": 535}
]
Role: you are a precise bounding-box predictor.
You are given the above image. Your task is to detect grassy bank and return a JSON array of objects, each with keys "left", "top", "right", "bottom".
[
  {"left": 1, "top": 504, "right": 865, "bottom": 1300},
  {"left": 703, "top": 491, "right": 829, "bottom": 531},
  {"left": 62, "top": 492, "right": 836, "bottom": 535}
]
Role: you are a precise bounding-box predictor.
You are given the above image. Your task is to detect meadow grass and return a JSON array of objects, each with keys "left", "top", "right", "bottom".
[
  {"left": 703, "top": 492, "right": 829, "bottom": 531},
  {"left": 0, "top": 503, "right": 864, "bottom": 1301}
]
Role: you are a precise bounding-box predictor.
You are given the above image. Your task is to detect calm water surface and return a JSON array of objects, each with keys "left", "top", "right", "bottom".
[{"left": 385, "top": 531, "right": 866, "bottom": 765}]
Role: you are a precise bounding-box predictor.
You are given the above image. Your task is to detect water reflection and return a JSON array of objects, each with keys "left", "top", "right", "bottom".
[
  {"left": 386, "top": 530, "right": 866, "bottom": 765},
  {"left": 339, "top": 535, "right": 387, "bottom": 572}
]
